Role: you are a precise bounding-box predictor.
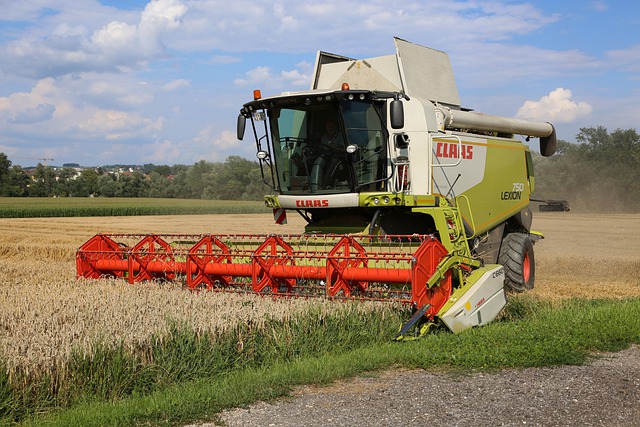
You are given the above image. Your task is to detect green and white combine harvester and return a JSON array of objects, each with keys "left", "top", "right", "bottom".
[{"left": 77, "top": 38, "right": 557, "bottom": 338}]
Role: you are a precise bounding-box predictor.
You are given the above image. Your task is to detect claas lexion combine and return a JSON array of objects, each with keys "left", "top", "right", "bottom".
[{"left": 77, "top": 38, "right": 557, "bottom": 337}]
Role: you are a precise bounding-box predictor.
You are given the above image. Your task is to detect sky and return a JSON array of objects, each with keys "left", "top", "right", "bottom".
[{"left": 0, "top": 0, "right": 638, "bottom": 167}]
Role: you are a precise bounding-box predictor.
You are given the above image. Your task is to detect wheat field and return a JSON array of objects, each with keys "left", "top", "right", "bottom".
[
  {"left": 0, "top": 214, "right": 394, "bottom": 382},
  {"left": 0, "top": 212, "right": 638, "bottom": 382},
  {"left": 531, "top": 213, "right": 640, "bottom": 300}
]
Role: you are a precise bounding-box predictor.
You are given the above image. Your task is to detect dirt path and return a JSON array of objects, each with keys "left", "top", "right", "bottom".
[{"left": 215, "top": 345, "right": 639, "bottom": 427}]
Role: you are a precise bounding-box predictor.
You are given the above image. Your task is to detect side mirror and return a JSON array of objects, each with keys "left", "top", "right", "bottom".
[
  {"left": 237, "top": 114, "right": 246, "bottom": 140},
  {"left": 390, "top": 99, "right": 404, "bottom": 129}
]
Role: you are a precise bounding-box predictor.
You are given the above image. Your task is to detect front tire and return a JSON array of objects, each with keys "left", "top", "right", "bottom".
[{"left": 498, "top": 233, "right": 535, "bottom": 292}]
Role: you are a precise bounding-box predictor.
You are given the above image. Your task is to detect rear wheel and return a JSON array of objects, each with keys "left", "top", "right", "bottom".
[{"left": 498, "top": 232, "right": 535, "bottom": 292}]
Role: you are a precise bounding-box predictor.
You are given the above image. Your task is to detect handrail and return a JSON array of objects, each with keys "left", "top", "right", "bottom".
[
  {"left": 432, "top": 135, "right": 462, "bottom": 167},
  {"left": 455, "top": 194, "right": 476, "bottom": 240}
]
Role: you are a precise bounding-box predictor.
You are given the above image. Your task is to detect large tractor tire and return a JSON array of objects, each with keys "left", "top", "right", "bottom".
[{"left": 498, "top": 232, "right": 535, "bottom": 292}]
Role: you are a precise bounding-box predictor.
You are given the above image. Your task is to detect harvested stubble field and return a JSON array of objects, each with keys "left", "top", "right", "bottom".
[{"left": 0, "top": 212, "right": 639, "bottom": 423}]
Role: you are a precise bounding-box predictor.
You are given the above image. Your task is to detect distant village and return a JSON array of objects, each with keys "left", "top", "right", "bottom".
[{"left": 21, "top": 163, "right": 155, "bottom": 180}]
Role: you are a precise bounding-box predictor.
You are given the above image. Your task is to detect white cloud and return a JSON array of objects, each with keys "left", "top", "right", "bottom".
[
  {"left": 84, "top": 76, "right": 155, "bottom": 109},
  {"left": 212, "top": 130, "right": 241, "bottom": 149},
  {"left": 234, "top": 66, "right": 272, "bottom": 87},
  {"left": 0, "top": 1, "right": 565, "bottom": 84},
  {"left": 8, "top": 103, "right": 56, "bottom": 124},
  {"left": 0, "top": 77, "right": 162, "bottom": 141},
  {"left": 0, "top": 144, "right": 20, "bottom": 157},
  {"left": 168, "top": 0, "right": 560, "bottom": 55},
  {"left": 606, "top": 44, "right": 640, "bottom": 74},
  {"left": 209, "top": 55, "right": 242, "bottom": 64},
  {"left": 137, "top": 0, "right": 188, "bottom": 53},
  {"left": 0, "top": 79, "right": 66, "bottom": 121},
  {"left": 516, "top": 88, "right": 593, "bottom": 123},
  {"left": 234, "top": 62, "right": 312, "bottom": 92},
  {"left": 450, "top": 42, "right": 601, "bottom": 92},
  {"left": 75, "top": 110, "right": 163, "bottom": 140},
  {"left": 1, "top": 0, "right": 188, "bottom": 79},
  {"left": 91, "top": 21, "right": 139, "bottom": 53},
  {"left": 194, "top": 127, "right": 239, "bottom": 149},
  {"left": 0, "top": 1, "right": 66, "bottom": 22},
  {"left": 589, "top": 1, "right": 609, "bottom": 12},
  {"left": 139, "top": 128, "right": 245, "bottom": 164},
  {"left": 142, "top": 139, "right": 186, "bottom": 163},
  {"left": 192, "top": 127, "right": 248, "bottom": 162},
  {"left": 161, "top": 79, "right": 191, "bottom": 91},
  {"left": 91, "top": 0, "right": 188, "bottom": 63}
]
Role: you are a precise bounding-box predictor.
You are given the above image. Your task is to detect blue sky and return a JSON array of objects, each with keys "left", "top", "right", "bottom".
[{"left": 0, "top": 0, "right": 638, "bottom": 167}]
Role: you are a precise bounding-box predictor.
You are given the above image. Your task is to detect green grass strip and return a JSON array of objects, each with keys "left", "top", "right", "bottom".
[
  {"left": 22, "top": 297, "right": 640, "bottom": 427},
  {"left": 0, "top": 198, "right": 267, "bottom": 218}
]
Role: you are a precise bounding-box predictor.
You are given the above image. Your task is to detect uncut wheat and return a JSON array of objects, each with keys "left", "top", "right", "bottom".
[{"left": 0, "top": 257, "right": 393, "bottom": 383}]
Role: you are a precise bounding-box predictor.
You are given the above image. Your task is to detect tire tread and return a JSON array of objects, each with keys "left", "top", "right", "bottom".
[{"left": 498, "top": 232, "right": 534, "bottom": 293}]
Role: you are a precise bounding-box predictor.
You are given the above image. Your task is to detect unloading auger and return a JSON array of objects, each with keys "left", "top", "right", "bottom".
[{"left": 77, "top": 38, "right": 557, "bottom": 336}]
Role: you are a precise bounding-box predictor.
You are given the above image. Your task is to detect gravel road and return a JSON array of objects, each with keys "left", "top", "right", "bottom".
[{"left": 208, "top": 346, "right": 639, "bottom": 427}]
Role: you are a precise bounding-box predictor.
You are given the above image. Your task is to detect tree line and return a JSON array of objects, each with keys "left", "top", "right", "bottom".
[
  {"left": 2, "top": 126, "right": 638, "bottom": 212},
  {"left": 0, "top": 155, "right": 268, "bottom": 200},
  {"left": 531, "top": 126, "right": 640, "bottom": 213}
]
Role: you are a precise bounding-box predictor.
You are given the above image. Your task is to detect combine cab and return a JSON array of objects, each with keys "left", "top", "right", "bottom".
[{"left": 77, "top": 38, "right": 556, "bottom": 336}]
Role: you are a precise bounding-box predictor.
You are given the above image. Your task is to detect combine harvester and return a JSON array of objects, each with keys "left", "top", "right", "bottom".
[{"left": 77, "top": 38, "right": 556, "bottom": 337}]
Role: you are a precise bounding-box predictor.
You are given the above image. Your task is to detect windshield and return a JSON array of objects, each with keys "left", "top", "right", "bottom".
[
  {"left": 341, "top": 99, "right": 387, "bottom": 192},
  {"left": 268, "top": 99, "right": 387, "bottom": 195}
]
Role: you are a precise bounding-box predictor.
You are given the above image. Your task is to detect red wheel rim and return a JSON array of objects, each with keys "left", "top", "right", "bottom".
[{"left": 523, "top": 251, "right": 531, "bottom": 284}]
